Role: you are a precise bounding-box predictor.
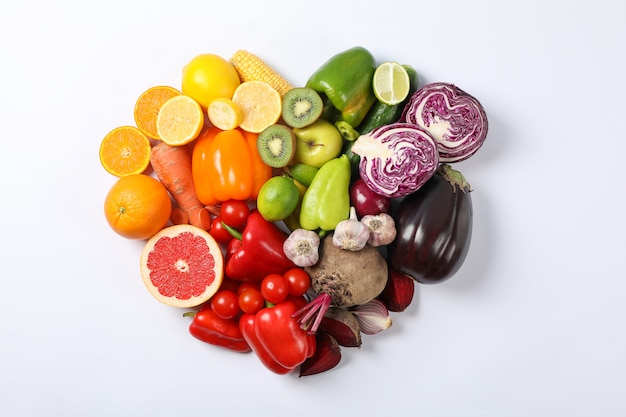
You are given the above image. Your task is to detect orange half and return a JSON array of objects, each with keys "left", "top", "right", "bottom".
[
  {"left": 99, "top": 126, "right": 152, "bottom": 177},
  {"left": 134, "top": 86, "right": 182, "bottom": 139}
]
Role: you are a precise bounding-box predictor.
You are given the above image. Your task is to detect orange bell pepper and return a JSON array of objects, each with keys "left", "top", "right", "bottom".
[
  {"left": 241, "top": 129, "right": 273, "bottom": 200},
  {"left": 192, "top": 127, "right": 272, "bottom": 205}
]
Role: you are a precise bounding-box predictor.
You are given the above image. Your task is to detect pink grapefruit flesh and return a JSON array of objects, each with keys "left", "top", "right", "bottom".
[{"left": 140, "top": 224, "right": 224, "bottom": 308}]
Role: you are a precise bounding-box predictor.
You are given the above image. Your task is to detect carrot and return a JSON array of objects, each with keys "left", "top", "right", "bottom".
[{"left": 150, "top": 141, "right": 212, "bottom": 231}]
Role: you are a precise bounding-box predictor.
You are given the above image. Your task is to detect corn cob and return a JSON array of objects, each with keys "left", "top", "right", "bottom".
[{"left": 230, "top": 50, "right": 293, "bottom": 98}]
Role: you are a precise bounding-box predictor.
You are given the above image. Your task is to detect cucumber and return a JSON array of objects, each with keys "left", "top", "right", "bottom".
[{"left": 357, "top": 64, "right": 418, "bottom": 134}]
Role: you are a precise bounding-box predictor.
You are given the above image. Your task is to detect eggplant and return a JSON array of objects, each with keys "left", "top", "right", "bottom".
[{"left": 388, "top": 164, "right": 473, "bottom": 284}]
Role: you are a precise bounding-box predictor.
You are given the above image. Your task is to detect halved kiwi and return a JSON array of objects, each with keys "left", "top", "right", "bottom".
[
  {"left": 257, "top": 124, "right": 296, "bottom": 168},
  {"left": 281, "top": 87, "right": 323, "bottom": 128}
]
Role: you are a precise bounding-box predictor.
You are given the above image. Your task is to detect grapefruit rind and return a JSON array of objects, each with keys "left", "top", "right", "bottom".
[{"left": 139, "top": 224, "right": 224, "bottom": 308}]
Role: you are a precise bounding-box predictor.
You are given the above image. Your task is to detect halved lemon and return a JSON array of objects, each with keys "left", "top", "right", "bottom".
[
  {"left": 232, "top": 81, "right": 282, "bottom": 133},
  {"left": 156, "top": 95, "right": 205, "bottom": 146}
]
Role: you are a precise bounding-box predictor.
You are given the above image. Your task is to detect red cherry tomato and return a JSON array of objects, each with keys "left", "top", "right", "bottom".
[
  {"left": 221, "top": 200, "right": 250, "bottom": 229},
  {"left": 210, "top": 290, "right": 240, "bottom": 320},
  {"left": 236, "top": 282, "right": 259, "bottom": 295},
  {"left": 209, "top": 216, "right": 233, "bottom": 243},
  {"left": 260, "top": 273, "right": 289, "bottom": 305},
  {"left": 238, "top": 287, "right": 265, "bottom": 314},
  {"left": 283, "top": 268, "right": 311, "bottom": 297}
]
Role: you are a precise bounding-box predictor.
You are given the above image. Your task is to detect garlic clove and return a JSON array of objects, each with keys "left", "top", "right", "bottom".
[
  {"left": 332, "top": 207, "right": 370, "bottom": 251},
  {"left": 361, "top": 213, "right": 397, "bottom": 247},
  {"left": 283, "top": 228, "right": 320, "bottom": 267},
  {"left": 350, "top": 299, "right": 392, "bottom": 335}
]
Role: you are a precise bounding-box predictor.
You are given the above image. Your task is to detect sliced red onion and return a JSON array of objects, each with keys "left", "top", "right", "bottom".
[
  {"left": 350, "top": 299, "right": 392, "bottom": 335},
  {"left": 401, "top": 82, "right": 488, "bottom": 163},
  {"left": 350, "top": 122, "right": 439, "bottom": 198}
]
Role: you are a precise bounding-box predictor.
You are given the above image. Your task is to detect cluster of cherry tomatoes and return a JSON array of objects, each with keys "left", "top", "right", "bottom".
[{"left": 208, "top": 268, "right": 311, "bottom": 320}]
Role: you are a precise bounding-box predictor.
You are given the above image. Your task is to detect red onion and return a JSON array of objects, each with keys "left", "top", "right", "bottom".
[
  {"left": 350, "top": 122, "right": 439, "bottom": 198},
  {"left": 401, "top": 82, "right": 488, "bottom": 162}
]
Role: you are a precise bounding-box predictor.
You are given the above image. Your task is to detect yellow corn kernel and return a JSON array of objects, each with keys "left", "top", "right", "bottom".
[{"left": 230, "top": 50, "right": 293, "bottom": 98}]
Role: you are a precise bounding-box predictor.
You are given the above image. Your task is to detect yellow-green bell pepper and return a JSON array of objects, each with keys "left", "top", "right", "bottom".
[
  {"left": 306, "top": 46, "right": 377, "bottom": 128},
  {"left": 299, "top": 154, "right": 351, "bottom": 232}
]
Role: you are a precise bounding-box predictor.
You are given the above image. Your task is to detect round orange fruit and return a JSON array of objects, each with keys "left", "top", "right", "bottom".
[
  {"left": 104, "top": 174, "right": 172, "bottom": 240},
  {"left": 134, "top": 86, "right": 182, "bottom": 139},
  {"left": 99, "top": 126, "right": 151, "bottom": 177},
  {"left": 139, "top": 224, "right": 224, "bottom": 308}
]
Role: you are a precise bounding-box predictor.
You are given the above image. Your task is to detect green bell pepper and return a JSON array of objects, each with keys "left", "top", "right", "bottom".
[
  {"left": 299, "top": 154, "right": 351, "bottom": 232},
  {"left": 306, "top": 46, "right": 377, "bottom": 128}
]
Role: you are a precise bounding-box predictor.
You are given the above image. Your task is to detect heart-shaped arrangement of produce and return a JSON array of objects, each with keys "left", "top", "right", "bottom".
[{"left": 100, "top": 46, "right": 489, "bottom": 377}]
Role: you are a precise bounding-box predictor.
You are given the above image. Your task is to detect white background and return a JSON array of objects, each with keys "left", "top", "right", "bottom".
[{"left": 1, "top": 0, "right": 625, "bottom": 416}]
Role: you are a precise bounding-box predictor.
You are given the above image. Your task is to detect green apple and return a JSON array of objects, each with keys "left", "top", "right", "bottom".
[{"left": 293, "top": 119, "right": 343, "bottom": 168}]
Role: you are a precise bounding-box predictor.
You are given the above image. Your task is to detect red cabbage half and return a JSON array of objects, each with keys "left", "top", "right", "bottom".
[
  {"left": 351, "top": 122, "right": 439, "bottom": 198},
  {"left": 401, "top": 82, "right": 488, "bottom": 163}
]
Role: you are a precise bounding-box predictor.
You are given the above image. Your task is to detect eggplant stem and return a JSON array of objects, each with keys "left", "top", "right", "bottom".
[{"left": 437, "top": 163, "right": 472, "bottom": 193}]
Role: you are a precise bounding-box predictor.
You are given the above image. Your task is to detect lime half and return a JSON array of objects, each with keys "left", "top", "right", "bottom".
[{"left": 372, "top": 62, "right": 411, "bottom": 105}]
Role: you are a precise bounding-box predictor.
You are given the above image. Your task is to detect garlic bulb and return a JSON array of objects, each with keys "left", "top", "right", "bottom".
[
  {"left": 361, "top": 213, "right": 397, "bottom": 246},
  {"left": 332, "top": 207, "right": 370, "bottom": 251},
  {"left": 283, "top": 228, "right": 320, "bottom": 267}
]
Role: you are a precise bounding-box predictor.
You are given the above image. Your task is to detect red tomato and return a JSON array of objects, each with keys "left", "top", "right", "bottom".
[
  {"left": 209, "top": 215, "right": 233, "bottom": 243},
  {"left": 220, "top": 200, "right": 250, "bottom": 229},
  {"left": 210, "top": 290, "right": 240, "bottom": 320},
  {"left": 238, "top": 287, "right": 265, "bottom": 314},
  {"left": 260, "top": 274, "right": 289, "bottom": 305},
  {"left": 236, "top": 282, "right": 259, "bottom": 295},
  {"left": 283, "top": 268, "right": 311, "bottom": 297}
]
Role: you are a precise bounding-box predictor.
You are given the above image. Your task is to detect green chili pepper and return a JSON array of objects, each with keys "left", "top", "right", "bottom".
[
  {"left": 335, "top": 121, "right": 360, "bottom": 141},
  {"left": 306, "top": 46, "right": 377, "bottom": 128},
  {"left": 299, "top": 154, "right": 351, "bottom": 232}
]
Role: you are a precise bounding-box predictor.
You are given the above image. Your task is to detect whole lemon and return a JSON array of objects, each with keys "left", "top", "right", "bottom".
[
  {"left": 257, "top": 176, "right": 300, "bottom": 222},
  {"left": 182, "top": 54, "right": 241, "bottom": 109}
]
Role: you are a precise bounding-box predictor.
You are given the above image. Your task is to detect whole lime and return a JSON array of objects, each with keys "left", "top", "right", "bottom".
[{"left": 257, "top": 176, "right": 300, "bottom": 221}]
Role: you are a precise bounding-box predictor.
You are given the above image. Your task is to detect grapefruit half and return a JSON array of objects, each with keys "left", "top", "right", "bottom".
[{"left": 140, "top": 224, "right": 224, "bottom": 308}]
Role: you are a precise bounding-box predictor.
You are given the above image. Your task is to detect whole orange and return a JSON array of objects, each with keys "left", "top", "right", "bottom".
[
  {"left": 104, "top": 174, "right": 172, "bottom": 240},
  {"left": 181, "top": 54, "right": 241, "bottom": 109}
]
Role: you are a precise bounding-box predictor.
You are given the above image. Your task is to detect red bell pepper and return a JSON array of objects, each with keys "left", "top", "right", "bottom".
[
  {"left": 254, "top": 298, "right": 316, "bottom": 369},
  {"left": 186, "top": 307, "right": 251, "bottom": 353},
  {"left": 239, "top": 313, "right": 292, "bottom": 375},
  {"left": 225, "top": 211, "right": 296, "bottom": 282}
]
